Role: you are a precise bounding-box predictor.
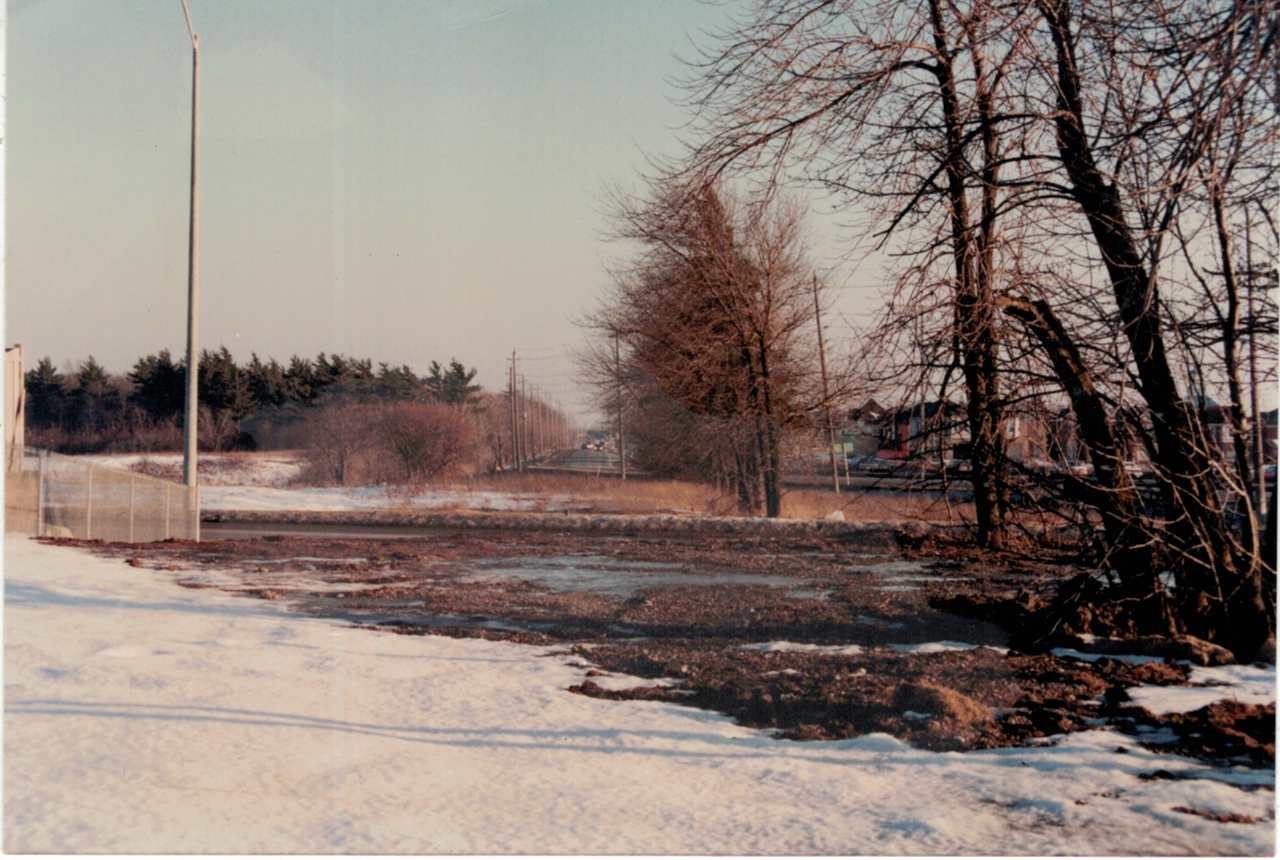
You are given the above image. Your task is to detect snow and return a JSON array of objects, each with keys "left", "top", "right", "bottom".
[
  {"left": 79, "top": 453, "right": 302, "bottom": 488},
  {"left": 741, "top": 641, "right": 865, "bottom": 656},
  {"left": 75, "top": 453, "right": 561, "bottom": 512},
  {"left": 1051, "top": 649, "right": 1278, "bottom": 715},
  {"left": 890, "top": 641, "right": 1009, "bottom": 655},
  {"left": 5, "top": 536, "right": 1276, "bottom": 855},
  {"left": 1127, "top": 664, "right": 1278, "bottom": 715}
]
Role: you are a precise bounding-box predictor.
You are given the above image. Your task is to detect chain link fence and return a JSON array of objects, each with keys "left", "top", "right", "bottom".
[{"left": 5, "top": 448, "right": 199, "bottom": 542}]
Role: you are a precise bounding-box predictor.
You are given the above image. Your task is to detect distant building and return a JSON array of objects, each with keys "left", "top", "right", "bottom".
[
  {"left": 837, "top": 399, "right": 889, "bottom": 457},
  {"left": 878, "top": 400, "right": 968, "bottom": 461},
  {"left": 1201, "top": 404, "right": 1278, "bottom": 467}
]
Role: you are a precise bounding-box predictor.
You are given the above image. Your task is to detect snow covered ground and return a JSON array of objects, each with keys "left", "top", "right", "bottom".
[
  {"left": 4, "top": 536, "right": 1274, "bottom": 854},
  {"left": 77, "top": 453, "right": 559, "bottom": 512}
]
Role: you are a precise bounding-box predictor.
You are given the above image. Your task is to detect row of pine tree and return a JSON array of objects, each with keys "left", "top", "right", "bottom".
[{"left": 24, "top": 347, "right": 482, "bottom": 454}]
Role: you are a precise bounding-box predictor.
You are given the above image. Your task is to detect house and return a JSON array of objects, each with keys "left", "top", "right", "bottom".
[
  {"left": 837, "top": 399, "right": 889, "bottom": 458},
  {"left": 1201, "top": 404, "right": 1277, "bottom": 467},
  {"left": 878, "top": 400, "right": 968, "bottom": 461}
]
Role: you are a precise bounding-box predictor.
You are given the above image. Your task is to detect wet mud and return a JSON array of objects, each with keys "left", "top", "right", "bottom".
[{"left": 61, "top": 530, "right": 1274, "bottom": 765}]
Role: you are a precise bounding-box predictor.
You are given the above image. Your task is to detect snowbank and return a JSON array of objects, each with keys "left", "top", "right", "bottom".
[
  {"left": 4, "top": 537, "right": 1274, "bottom": 854},
  {"left": 76, "top": 453, "right": 556, "bottom": 512}
]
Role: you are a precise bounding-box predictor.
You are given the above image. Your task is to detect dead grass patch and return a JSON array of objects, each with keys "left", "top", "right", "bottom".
[
  {"left": 466, "top": 473, "right": 731, "bottom": 516},
  {"left": 781, "top": 487, "right": 975, "bottom": 524},
  {"left": 408, "top": 473, "right": 977, "bottom": 523}
]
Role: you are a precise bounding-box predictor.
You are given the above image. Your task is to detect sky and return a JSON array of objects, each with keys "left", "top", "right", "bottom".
[{"left": 3, "top": 0, "right": 873, "bottom": 424}]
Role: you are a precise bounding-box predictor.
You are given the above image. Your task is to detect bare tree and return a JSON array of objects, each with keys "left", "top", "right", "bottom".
[
  {"left": 377, "top": 402, "right": 471, "bottom": 483},
  {"left": 1027, "top": 0, "right": 1274, "bottom": 654},
  {"left": 677, "top": 0, "right": 1045, "bottom": 546},
  {"left": 303, "top": 400, "right": 378, "bottom": 486},
  {"left": 672, "top": 0, "right": 1276, "bottom": 654},
  {"left": 584, "top": 181, "right": 828, "bottom": 516}
]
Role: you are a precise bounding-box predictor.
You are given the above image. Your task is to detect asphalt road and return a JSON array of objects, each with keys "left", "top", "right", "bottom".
[
  {"left": 201, "top": 521, "right": 464, "bottom": 540},
  {"left": 528, "top": 447, "right": 625, "bottom": 474}
]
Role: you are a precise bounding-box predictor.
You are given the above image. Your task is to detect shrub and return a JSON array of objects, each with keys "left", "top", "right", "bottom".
[
  {"left": 301, "top": 401, "right": 378, "bottom": 486},
  {"left": 377, "top": 402, "right": 471, "bottom": 483}
]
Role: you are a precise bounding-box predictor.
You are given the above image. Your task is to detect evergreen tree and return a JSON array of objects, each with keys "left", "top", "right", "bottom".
[
  {"left": 25, "top": 358, "right": 68, "bottom": 430},
  {"left": 198, "top": 348, "right": 254, "bottom": 418},
  {"left": 128, "top": 350, "right": 186, "bottom": 422},
  {"left": 245, "top": 353, "right": 289, "bottom": 408},
  {"left": 372, "top": 363, "right": 425, "bottom": 401},
  {"left": 283, "top": 355, "right": 319, "bottom": 403},
  {"left": 425, "top": 359, "right": 481, "bottom": 405},
  {"left": 70, "top": 357, "right": 123, "bottom": 432},
  {"left": 199, "top": 347, "right": 255, "bottom": 449}
]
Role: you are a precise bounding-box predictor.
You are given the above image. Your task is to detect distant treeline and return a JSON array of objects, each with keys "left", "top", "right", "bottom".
[{"left": 24, "top": 347, "right": 482, "bottom": 454}]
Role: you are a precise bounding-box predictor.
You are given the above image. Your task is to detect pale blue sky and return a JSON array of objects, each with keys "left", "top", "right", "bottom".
[{"left": 6, "top": 0, "right": 870, "bottom": 419}]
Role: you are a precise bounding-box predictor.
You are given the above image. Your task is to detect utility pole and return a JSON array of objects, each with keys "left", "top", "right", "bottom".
[
  {"left": 1245, "top": 211, "right": 1267, "bottom": 516},
  {"left": 534, "top": 385, "right": 543, "bottom": 458},
  {"left": 180, "top": 0, "right": 201, "bottom": 538},
  {"left": 614, "top": 333, "right": 626, "bottom": 480},
  {"left": 520, "top": 375, "right": 528, "bottom": 468},
  {"left": 535, "top": 386, "right": 545, "bottom": 460},
  {"left": 509, "top": 352, "right": 519, "bottom": 471},
  {"left": 813, "top": 274, "right": 838, "bottom": 492}
]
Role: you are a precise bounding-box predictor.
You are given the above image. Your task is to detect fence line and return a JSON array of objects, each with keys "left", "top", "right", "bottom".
[{"left": 5, "top": 448, "right": 199, "bottom": 542}]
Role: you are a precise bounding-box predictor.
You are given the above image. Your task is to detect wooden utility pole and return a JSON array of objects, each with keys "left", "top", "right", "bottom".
[
  {"left": 520, "top": 375, "right": 529, "bottom": 468},
  {"left": 504, "top": 348, "right": 514, "bottom": 470},
  {"left": 535, "top": 386, "right": 544, "bottom": 457},
  {"left": 1245, "top": 211, "right": 1267, "bottom": 516},
  {"left": 614, "top": 333, "right": 626, "bottom": 480},
  {"left": 813, "top": 275, "right": 838, "bottom": 492}
]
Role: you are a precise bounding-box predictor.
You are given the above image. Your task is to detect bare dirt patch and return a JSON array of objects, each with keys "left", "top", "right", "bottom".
[{"left": 59, "top": 529, "right": 1273, "bottom": 764}]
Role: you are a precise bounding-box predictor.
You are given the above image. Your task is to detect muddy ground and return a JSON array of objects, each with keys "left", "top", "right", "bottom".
[{"left": 61, "top": 528, "right": 1274, "bottom": 766}]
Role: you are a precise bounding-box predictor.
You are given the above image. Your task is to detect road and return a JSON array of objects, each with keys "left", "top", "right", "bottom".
[{"left": 525, "top": 447, "right": 627, "bottom": 475}]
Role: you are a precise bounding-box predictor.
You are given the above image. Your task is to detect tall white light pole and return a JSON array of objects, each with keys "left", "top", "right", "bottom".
[{"left": 180, "top": 0, "right": 200, "bottom": 525}]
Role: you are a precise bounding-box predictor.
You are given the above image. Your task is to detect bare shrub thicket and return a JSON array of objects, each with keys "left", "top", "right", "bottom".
[
  {"left": 300, "top": 401, "right": 379, "bottom": 485},
  {"left": 377, "top": 402, "right": 472, "bottom": 483},
  {"left": 297, "top": 400, "right": 472, "bottom": 487}
]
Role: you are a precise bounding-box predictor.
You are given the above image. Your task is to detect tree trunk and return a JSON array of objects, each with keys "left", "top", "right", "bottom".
[
  {"left": 927, "top": 0, "right": 1009, "bottom": 549},
  {"left": 1211, "top": 187, "right": 1259, "bottom": 554},
  {"left": 999, "top": 296, "right": 1159, "bottom": 584},
  {"left": 1038, "top": 0, "right": 1270, "bottom": 656}
]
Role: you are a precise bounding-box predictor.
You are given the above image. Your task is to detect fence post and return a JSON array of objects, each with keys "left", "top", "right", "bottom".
[
  {"left": 164, "top": 484, "right": 171, "bottom": 540},
  {"left": 85, "top": 464, "right": 93, "bottom": 540},
  {"left": 35, "top": 450, "right": 45, "bottom": 537},
  {"left": 129, "top": 477, "right": 136, "bottom": 543}
]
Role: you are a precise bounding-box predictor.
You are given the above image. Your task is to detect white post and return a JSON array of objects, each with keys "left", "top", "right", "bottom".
[
  {"left": 180, "top": 1, "right": 201, "bottom": 540},
  {"left": 35, "top": 450, "right": 45, "bottom": 537},
  {"left": 85, "top": 465, "right": 93, "bottom": 540}
]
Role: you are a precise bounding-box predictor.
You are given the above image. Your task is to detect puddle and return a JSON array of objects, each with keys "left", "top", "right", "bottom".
[
  {"left": 853, "top": 559, "right": 973, "bottom": 592},
  {"left": 877, "top": 573, "right": 975, "bottom": 592},
  {"left": 454, "top": 555, "right": 813, "bottom": 598}
]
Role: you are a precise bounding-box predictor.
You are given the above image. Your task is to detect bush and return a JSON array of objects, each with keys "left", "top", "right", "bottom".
[
  {"left": 301, "top": 401, "right": 378, "bottom": 485},
  {"left": 377, "top": 402, "right": 472, "bottom": 483},
  {"left": 294, "top": 400, "right": 473, "bottom": 487}
]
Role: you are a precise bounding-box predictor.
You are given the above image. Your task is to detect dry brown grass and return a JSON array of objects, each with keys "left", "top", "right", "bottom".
[
  {"left": 460, "top": 472, "right": 731, "bottom": 516},
  {"left": 780, "top": 487, "right": 976, "bottom": 524},
  {"left": 241, "top": 452, "right": 974, "bottom": 524},
  {"left": 444, "top": 472, "right": 973, "bottom": 523}
]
